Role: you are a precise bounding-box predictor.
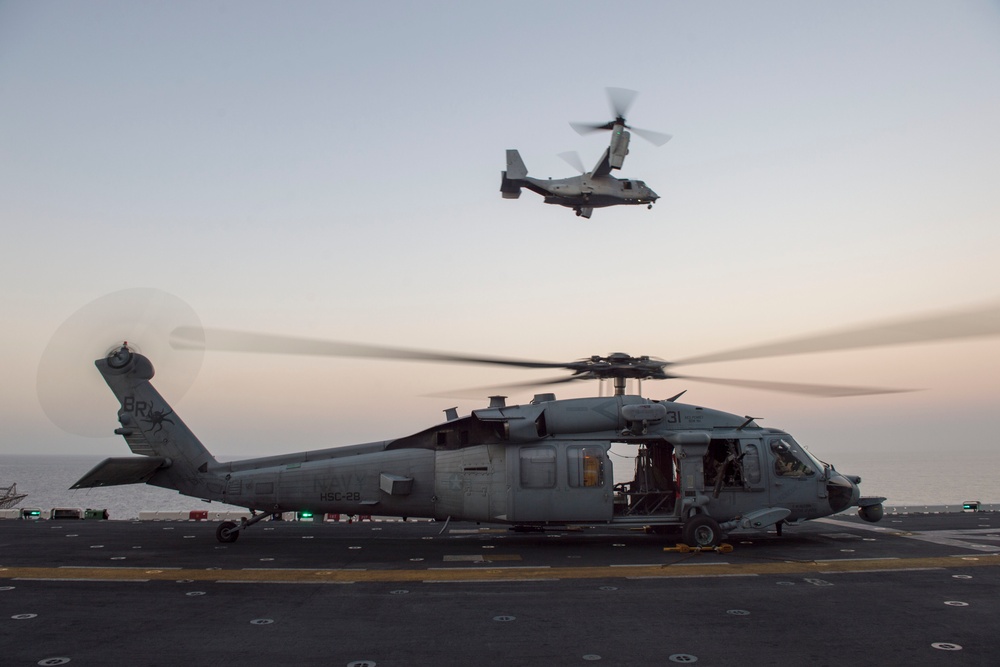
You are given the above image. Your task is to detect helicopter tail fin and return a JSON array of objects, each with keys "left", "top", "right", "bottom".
[
  {"left": 74, "top": 346, "right": 223, "bottom": 499},
  {"left": 505, "top": 149, "right": 528, "bottom": 180}
]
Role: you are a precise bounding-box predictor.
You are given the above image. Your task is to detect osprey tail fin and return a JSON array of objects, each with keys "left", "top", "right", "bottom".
[
  {"left": 501, "top": 149, "right": 529, "bottom": 199},
  {"left": 505, "top": 149, "right": 528, "bottom": 180}
]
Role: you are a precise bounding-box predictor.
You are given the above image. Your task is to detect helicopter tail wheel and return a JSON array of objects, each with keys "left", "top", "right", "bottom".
[
  {"left": 682, "top": 515, "right": 722, "bottom": 548},
  {"left": 216, "top": 520, "right": 240, "bottom": 543}
]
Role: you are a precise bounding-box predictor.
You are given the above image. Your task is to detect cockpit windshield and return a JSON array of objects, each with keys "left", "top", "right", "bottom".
[{"left": 769, "top": 437, "right": 820, "bottom": 477}]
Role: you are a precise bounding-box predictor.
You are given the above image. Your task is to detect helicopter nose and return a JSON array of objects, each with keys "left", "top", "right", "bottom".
[{"left": 827, "top": 473, "right": 860, "bottom": 513}]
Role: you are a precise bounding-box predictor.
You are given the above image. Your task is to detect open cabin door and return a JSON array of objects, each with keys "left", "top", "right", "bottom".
[
  {"left": 612, "top": 441, "right": 677, "bottom": 517},
  {"left": 702, "top": 438, "right": 767, "bottom": 515}
]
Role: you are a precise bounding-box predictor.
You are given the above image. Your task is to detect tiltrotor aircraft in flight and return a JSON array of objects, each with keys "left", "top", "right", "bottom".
[{"left": 501, "top": 87, "right": 670, "bottom": 219}]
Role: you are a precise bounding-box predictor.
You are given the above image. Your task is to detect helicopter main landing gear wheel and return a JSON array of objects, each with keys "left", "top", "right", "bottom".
[
  {"left": 682, "top": 515, "right": 722, "bottom": 548},
  {"left": 216, "top": 520, "right": 239, "bottom": 543},
  {"left": 215, "top": 510, "right": 271, "bottom": 543}
]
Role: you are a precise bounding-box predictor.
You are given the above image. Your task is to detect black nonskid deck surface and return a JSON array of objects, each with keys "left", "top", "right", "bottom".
[{"left": 2, "top": 513, "right": 998, "bottom": 666}]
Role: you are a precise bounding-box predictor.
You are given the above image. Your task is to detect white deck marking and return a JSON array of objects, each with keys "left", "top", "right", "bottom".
[{"left": 817, "top": 518, "right": 1000, "bottom": 553}]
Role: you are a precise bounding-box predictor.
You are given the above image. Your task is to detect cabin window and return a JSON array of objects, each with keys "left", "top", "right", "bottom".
[
  {"left": 567, "top": 446, "right": 605, "bottom": 488},
  {"left": 519, "top": 447, "right": 556, "bottom": 489},
  {"left": 624, "top": 181, "right": 633, "bottom": 190}
]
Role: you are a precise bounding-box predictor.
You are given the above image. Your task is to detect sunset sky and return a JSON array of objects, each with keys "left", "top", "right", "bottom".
[{"left": 2, "top": 1, "right": 999, "bottom": 485}]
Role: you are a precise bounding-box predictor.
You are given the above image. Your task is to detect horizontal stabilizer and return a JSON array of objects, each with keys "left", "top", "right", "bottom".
[
  {"left": 71, "top": 456, "right": 169, "bottom": 489},
  {"left": 500, "top": 170, "right": 522, "bottom": 198}
]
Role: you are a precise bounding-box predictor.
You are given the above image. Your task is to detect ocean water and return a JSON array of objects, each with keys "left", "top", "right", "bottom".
[
  {"left": 2, "top": 450, "right": 998, "bottom": 520},
  {"left": 0, "top": 455, "right": 246, "bottom": 520},
  {"left": 821, "top": 448, "right": 1000, "bottom": 507}
]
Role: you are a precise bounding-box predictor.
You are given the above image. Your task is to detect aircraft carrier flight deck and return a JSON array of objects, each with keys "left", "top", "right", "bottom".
[{"left": 2, "top": 511, "right": 998, "bottom": 666}]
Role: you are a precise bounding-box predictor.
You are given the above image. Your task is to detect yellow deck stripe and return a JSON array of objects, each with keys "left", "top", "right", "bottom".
[{"left": 2, "top": 554, "right": 997, "bottom": 585}]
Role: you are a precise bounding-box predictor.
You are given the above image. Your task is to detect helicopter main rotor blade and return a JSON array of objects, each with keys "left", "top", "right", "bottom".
[
  {"left": 630, "top": 126, "right": 673, "bottom": 147},
  {"left": 673, "top": 300, "right": 1000, "bottom": 366},
  {"left": 569, "top": 121, "right": 611, "bottom": 136},
  {"left": 436, "top": 371, "right": 907, "bottom": 399},
  {"left": 572, "top": 88, "right": 671, "bottom": 146},
  {"left": 558, "top": 151, "right": 587, "bottom": 174},
  {"left": 671, "top": 374, "right": 912, "bottom": 398},
  {"left": 606, "top": 87, "right": 638, "bottom": 119},
  {"left": 428, "top": 375, "right": 586, "bottom": 399},
  {"left": 170, "top": 327, "right": 567, "bottom": 370}
]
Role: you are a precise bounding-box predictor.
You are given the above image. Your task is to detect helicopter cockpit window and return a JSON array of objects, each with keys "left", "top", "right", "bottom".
[
  {"left": 770, "top": 438, "right": 815, "bottom": 477},
  {"left": 567, "top": 446, "right": 605, "bottom": 488},
  {"left": 519, "top": 447, "right": 556, "bottom": 489}
]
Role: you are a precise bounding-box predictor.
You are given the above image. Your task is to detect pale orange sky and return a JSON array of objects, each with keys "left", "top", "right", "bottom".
[{"left": 1, "top": 1, "right": 998, "bottom": 471}]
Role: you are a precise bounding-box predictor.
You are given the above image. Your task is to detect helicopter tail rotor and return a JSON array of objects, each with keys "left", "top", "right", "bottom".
[{"left": 37, "top": 289, "right": 205, "bottom": 438}]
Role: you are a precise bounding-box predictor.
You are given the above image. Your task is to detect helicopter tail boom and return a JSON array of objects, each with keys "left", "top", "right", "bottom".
[{"left": 75, "top": 345, "right": 224, "bottom": 499}]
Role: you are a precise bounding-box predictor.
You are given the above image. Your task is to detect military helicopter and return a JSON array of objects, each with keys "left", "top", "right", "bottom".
[
  {"left": 500, "top": 88, "right": 670, "bottom": 218},
  {"left": 65, "top": 298, "right": 1000, "bottom": 547}
]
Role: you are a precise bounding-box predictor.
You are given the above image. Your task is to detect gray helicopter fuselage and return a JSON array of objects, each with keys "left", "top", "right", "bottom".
[
  {"left": 207, "top": 396, "right": 862, "bottom": 526},
  {"left": 77, "top": 350, "right": 881, "bottom": 537}
]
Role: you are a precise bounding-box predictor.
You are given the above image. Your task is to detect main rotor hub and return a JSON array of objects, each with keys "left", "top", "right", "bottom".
[{"left": 571, "top": 353, "right": 669, "bottom": 383}]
